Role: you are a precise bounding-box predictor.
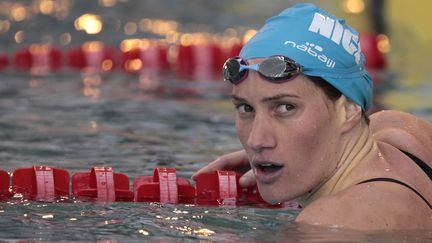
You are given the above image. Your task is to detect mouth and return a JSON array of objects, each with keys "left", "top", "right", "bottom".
[
  {"left": 256, "top": 162, "right": 283, "bottom": 173},
  {"left": 253, "top": 160, "right": 284, "bottom": 184}
]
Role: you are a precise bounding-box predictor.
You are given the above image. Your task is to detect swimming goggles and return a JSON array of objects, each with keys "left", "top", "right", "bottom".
[{"left": 223, "top": 55, "right": 304, "bottom": 85}]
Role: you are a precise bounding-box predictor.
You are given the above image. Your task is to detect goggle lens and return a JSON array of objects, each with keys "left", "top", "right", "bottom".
[
  {"left": 223, "top": 58, "right": 247, "bottom": 84},
  {"left": 223, "top": 56, "right": 303, "bottom": 84}
]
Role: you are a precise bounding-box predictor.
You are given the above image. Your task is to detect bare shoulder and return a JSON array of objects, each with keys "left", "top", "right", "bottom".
[
  {"left": 369, "top": 110, "right": 432, "bottom": 132},
  {"left": 369, "top": 110, "right": 432, "bottom": 163},
  {"left": 295, "top": 182, "right": 432, "bottom": 230}
]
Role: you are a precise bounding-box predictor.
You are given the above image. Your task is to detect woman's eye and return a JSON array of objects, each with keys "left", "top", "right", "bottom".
[
  {"left": 237, "top": 104, "right": 254, "bottom": 113},
  {"left": 276, "top": 104, "right": 295, "bottom": 114}
]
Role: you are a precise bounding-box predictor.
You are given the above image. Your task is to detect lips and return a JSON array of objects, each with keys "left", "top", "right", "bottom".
[{"left": 252, "top": 160, "right": 284, "bottom": 184}]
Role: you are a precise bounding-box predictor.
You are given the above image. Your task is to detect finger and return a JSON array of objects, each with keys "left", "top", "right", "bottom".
[
  {"left": 194, "top": 150, "right": 247, "bottom": 175},
  {"left": 238, "top": 169, "right": 256, "bottom": 188},
  {"left": 192, "top": 150, "right": 249, "bottom": 179}
]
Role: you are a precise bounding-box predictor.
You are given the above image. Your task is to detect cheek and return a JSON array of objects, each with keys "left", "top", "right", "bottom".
[
  {"left": 281, "top": 112, "right": 338, "bottom": 166},
  {"left": 281, "top": 123, "right": 321, "bottom": 157},
  {"left": 299, "top": 103, "right": 336, "bottom": 143}
]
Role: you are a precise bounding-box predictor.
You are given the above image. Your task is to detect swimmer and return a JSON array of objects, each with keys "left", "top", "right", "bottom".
[{"left": 193, "top": 3, "right": 432, "bottom": 230}]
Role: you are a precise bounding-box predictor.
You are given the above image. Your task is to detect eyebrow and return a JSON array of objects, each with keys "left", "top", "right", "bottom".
[{"left": 231, "top": 93, "right": 300, "bottom": 103}]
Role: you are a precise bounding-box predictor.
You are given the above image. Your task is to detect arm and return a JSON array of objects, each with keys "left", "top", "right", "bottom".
[{"left": 192, "top": 150, "right": 256, "bottom": 187}]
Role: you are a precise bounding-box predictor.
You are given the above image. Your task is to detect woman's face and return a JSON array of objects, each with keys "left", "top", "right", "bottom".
[{"left": 231, "top": 61, "right": 344, "bottom": 204}]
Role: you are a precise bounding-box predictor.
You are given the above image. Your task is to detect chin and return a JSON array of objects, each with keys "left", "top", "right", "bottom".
[
  {"left": 258, "top": 184, "right": 295, "bottom": 205},
  {"left": 258, "top": 183, "right": 302, "bottom": 205}
]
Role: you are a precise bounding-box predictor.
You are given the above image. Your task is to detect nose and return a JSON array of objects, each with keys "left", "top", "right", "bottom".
[{"left": 246, "top": 115, "right": 276, "bottom": 152}]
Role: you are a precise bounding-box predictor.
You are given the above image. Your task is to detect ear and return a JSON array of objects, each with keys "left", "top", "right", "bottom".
[{"left": 334, "top": 96, "right": 363, "bottom": 133}]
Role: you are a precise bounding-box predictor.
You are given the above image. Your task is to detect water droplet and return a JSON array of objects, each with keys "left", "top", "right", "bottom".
[{"left": 42, "top": 214, "right": 54, "bottom": 219}]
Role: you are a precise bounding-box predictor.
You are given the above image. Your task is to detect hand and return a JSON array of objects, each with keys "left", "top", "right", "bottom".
[{"left": 192, "top": 150, "right": 256, "bottom": 188}]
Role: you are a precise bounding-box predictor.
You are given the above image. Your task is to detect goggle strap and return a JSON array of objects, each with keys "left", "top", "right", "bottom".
[
  {"left": 304, "top": 66, "right": 366, "bottom": 79},
  {"left": 239, "top": 63, "right": 259, "bottom": 72}
]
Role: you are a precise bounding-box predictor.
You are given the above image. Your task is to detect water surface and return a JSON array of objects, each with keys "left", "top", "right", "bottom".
[{"left": 0, "top": 73, "right": 431, "bottom": 242}]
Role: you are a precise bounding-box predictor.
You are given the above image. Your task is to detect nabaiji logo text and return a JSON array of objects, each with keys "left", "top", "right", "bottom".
[{"left": 283, "top": 41, "right": 336, "bottom": 68}]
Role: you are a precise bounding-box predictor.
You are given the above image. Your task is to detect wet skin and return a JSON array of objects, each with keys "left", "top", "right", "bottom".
[
  {"left": 231, "top": 70, "right": 344, "bottom": 204},
  {"left": 193, "top": 59, "right": 432, "bottom": 230}
]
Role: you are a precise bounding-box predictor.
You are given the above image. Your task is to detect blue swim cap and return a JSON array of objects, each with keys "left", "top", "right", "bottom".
[{"left": 240, "top": 3, "right": 373, "bottom": 111}]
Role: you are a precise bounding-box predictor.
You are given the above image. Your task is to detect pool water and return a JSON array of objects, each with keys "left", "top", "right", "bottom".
[{"left": 0, "top": 73, "right": 431, "bottom": 242}]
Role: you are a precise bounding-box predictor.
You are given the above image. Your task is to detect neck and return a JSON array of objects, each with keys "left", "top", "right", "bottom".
[{"left": 298, "top": 120, "right": 375, "bottom": 205}]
